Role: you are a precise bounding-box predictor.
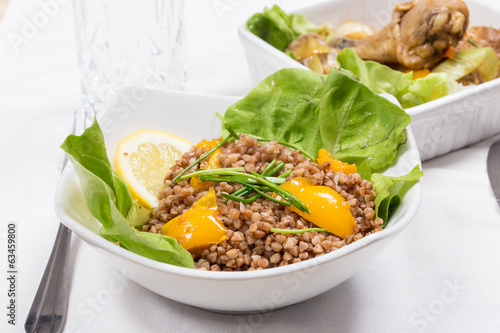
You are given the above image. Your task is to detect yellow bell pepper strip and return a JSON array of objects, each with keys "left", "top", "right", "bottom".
[
  {"left": 316, "top": 148, "right": 357, "bottom": 175},
  {"left": 194, "top": 138, "right": 220, "bottom": 152},
  {"left": 162, "top": 188, "right": 228, "bottom": 254},
  {"left": 190, "top": 139, "right": 221, "bottom": 191},
  {"left": 411, "top": 69, "right": 431, "bottom": 80},
  {"left": 444, "top": 45, "right": 455, "bottom": 59},
  {"left": 279, "top": 177, "right": 355, "bottom": 238}
]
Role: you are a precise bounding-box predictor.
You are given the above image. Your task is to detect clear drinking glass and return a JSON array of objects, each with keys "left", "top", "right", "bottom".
[{"left": 73, "top": 0, "right": 186, "bottom": 122}]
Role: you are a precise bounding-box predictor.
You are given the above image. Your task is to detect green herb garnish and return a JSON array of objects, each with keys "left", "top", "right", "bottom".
[
  {"left": 184, "top": 169, "right": 285, "bottom": 185},
  {"left": 267, "top": 160, "right": 286, "bottom": 175},
  {"left": 246, "top": 184, "right": 292, "bottom": 206},
  {"left": 220, "top": 192, "right": 259, "bottom": 204},
  {"left": 216, "top": 112, "right": 239, "bottom": 139},
  {"left": 261, "top": 159, "right": 278, "bottom": 175},
  {"left": 255, "top": 138, "right": 315, "bottom": 160},
  {"left": 177, "top": 167, "right": 310, "bottom": 213},
  {"left": 467, "top": 38, "right": 480, "bottom": 48},
  {"left": 225, "top": 159, "right": 285, "bottom": 203},
  {"left": 270, "top": 227, "right": 330, "bottom": 234},
  {"left": 168, "top": 132, "right": 238, "bottom": 187},
  {"left": 278, "top": 170, "right": 292, "bottom": 178}
]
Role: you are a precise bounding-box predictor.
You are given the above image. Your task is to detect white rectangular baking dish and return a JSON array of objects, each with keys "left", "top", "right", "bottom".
[{"left": 239, "top": 0, "right": 500, "bottom": 161}]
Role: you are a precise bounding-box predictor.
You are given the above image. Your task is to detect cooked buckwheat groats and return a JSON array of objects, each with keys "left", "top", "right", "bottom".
[{"left": 143, "top": 135, "right": 383, "bottom": 271}]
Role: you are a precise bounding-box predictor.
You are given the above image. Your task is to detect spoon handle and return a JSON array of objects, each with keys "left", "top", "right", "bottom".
[{"left": 24, "top": 224, "right": 71, "bottom": 333}]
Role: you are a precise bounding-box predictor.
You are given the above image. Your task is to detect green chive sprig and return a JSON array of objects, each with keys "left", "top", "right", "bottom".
[
  {"left": 177, "top": 167, "right": 309, "bottom": 213},
  {"left": 168, "top": 132, "right": 238, "bottom": 187},
  {"left": 467, "top": 38, "right": 480, "bottom": 48},
  {"left": 256, "top": 138, "right": 315, "bottom": 160},
  {"left": 224, "top": 159, "right": 284, "bottom": 203},
  {"left": 270, "top": 227, "right": 330, "bottom": 234}
]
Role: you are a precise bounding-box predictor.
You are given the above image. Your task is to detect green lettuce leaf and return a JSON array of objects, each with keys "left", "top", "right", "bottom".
[
  {"left": 337, "top": 48, "right": 451, "bottom": 108},
  {"left": 247, "top": 5, "right": 318, "bottom": 51},
  {"left": 223, "top": 68, "right": 326, "bottom": 157},
  {"left": 394, "top": 73, "right": 450, "bottom": 108},
  {"left": 317, "top": 68, "right": 412, "bottom": 171},
  {"left": 126, "top": 200, "right": 152, "bottom": 228},
  {"left": 61, "top": 121, "right": 132, "bottom": 219},
  {"left": 371, "top": 165, "right": 424, "bottom": 225},
  {"left": 224, "top": 68, "right": 411, "bottom": 172},
  {"left": 61, "top": 119, "right": 194, "bottom": 268},
  {"left": 337, "top": 48, "right": 414, "bottom": 96},
  {"left": 223, "top": 67, "right": 421, "bottom": 226}
]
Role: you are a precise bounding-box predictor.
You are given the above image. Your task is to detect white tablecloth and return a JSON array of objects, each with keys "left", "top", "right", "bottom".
[{"left": 1, "top": 1, "right": 499, "bottom": 332}]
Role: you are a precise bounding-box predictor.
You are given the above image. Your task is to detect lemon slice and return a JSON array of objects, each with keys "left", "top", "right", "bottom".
[{"left": 115, "top": 129, "right": 193, "bottom": 208}]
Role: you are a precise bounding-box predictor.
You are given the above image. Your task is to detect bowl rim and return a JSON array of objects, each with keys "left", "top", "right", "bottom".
[{"left": 54, "top": 89, "right": 423, "bottom": 281}]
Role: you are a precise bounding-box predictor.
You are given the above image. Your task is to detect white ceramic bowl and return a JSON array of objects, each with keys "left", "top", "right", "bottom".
[
  {"left": 239, "top": 0, "right": 500, "bottom": 161},
  {"left": 55, "top": 88, "right": 422, "bottom": 313}
]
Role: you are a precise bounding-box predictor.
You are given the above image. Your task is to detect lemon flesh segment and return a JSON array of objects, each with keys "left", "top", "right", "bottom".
[
  {"left": 130, "top": 142, "right": 185, "bottom": 198},
  {"left": 115, "top": 130, "right": 193, "bottom": 208}
]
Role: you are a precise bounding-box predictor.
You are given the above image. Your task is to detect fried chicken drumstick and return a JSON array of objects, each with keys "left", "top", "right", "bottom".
[{"left": 338, "top": 0, "right": 469, "bottom": 69}]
